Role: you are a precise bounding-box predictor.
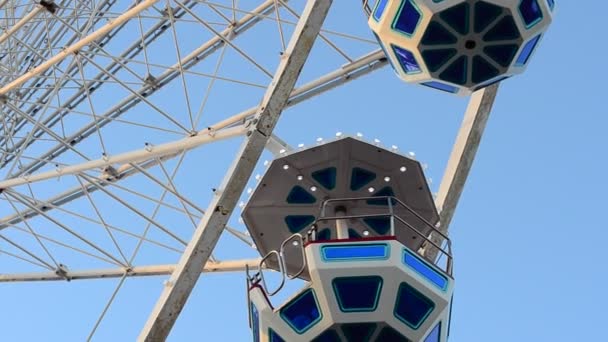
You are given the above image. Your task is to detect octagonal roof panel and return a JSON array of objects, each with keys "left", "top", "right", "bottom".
[{"left": 242, "top": 136, "right": 439, "bottom": 276}]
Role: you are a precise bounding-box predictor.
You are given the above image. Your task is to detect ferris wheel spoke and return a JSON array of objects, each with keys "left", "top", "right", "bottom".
[
  {"left": 0, "top": 246, "right": 52, "bottom": 270},
  {"left": 75, "top": 176, "right": 131, "bottom": 266},
  {"left": 4, "top": 222, "right": 128, "bottom": 268},
  {"left": 279, "top": 0, "right": 352, "bottom": 63},
  {"left": 0, "top": 233, "right": 56, "bottom": 270},
  {"left": 77, "top": 173, "right": 189, "bottom": 246},
  {"left": 87, "top": 272, "right": 128, "bottom": 342},
  {"left": 175, "top": 2, "right": 274, "bottom": 79},
  {"left": 1, "top": 191, "right": 62, "bottom": 269},
  {"left": 4, "top": 188, "right": 130, "bottom": 268},
  {"left": 2, "top": 199, "right": 185, "bottom": 256},
  {"left": 164, "top": 3, "right": 196, "bottom": 130}
]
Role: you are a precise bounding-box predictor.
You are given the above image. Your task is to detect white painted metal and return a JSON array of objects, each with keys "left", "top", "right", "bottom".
[
  {"left": 0, "top": 0, "right": 161, "bottom": 95},
  {"left": 0, "top": 124, "right": 246, "bottom": 189},
  {"left": 0, "top": 259, "right": 263, "bottom": 282},
  {"left": 0, "top": 4, "right": 44, "bottom": 46},
  {"left": 426, "top": 85, "right": 499, "bottom": 260},
  {"left": 138, "top": 1, "right": 334, "bottom": 339}
]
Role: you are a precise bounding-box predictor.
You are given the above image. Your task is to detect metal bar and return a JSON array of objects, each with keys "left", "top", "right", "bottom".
[
  {"left": 426, "top": 85, "right": 499, "bottom": 259},
  {"left": 138, "top": 2, "right": 332, "bottom": 339},
  {"left": 0, "top": 4, "right": 44, "bottom": 46},
  {"left": 0, "top": 0, "right": 182, "bottom": 155},
  {"left": 266, "top": 134, "right": 292, "bottom": 156},
  {"left": 0, "top": 259, "right": 264, "bottom": 282},
  {"left": 0, "top": 0, "right": 160, "bottom": 95},
  {"left": 0, "top": 125, "right": 246, "bottom": 189}
]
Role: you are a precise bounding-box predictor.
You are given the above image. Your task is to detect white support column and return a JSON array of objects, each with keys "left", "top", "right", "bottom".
[
  {"left": 426, "top": 84, "right": 499, "bottom": 260},
  {"left": 138, "top": 1, "right": 333, "bottom": 340},
  {"left": 335, "top": 207, "right": 348, "bottom": 239}
]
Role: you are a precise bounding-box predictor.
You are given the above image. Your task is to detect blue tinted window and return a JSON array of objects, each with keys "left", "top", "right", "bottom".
[
  {"left": 439, "top": 55, "right": 468, "bottom": 85},
  {"left": 421, "top": 21, "right": 457, "bottom": 46},
  {"left": 322, "top": 244, "right": 388, "bottom": 261},
  {"left": 312, "top": 167, "right": 337, "bottom": 190},
  {"left": 421, "top": 48, "right": 457, "bottom": 72},
  {"left": 439, "top": 2, "right": 469, "bottom": 35},
  {"left": 515, "top": 35, "right": 541, "bottom": 66},
  {"left": 333, "top": 276, "right": 383, "bottom": 312},
  {"left": 280, "top": 289, "right": 322, "bottom": 334},
  {"left": 286, "top": 186, "right": 316, "bottom": 204},
  {"left": 363, "top": 217, "right": 391, "bottom": 235},
  {"left": 421, "top": 81, "right": 459, "bottom": 94},
  {"left": 367, "top": 186, "right": 396, "bottom": 206},
  {"left": 350, "top": 167, "right": 376, "bottom": 191},
  {"left": 395, "top": 282, "right": 435, "bottom": 329},
  {"left": 393, "top": 0, "right": 422, "bottom": 36},
  {"left": 484, "top": 44, "right": 519, "bottom": 67},
  {"left": 471, "top": 55, "right": 499, "bottom": 84},
  {"left": 373, "top": 0, "right": 389, "bottom": 21},
  {"left": 348, "top": 228, "right": 361, "bottom": 239},
  {"left": 482, "top": 15, "right": 520, "bottom": 42},
  {"left": 403, "top": 250, "right": 448, "bottom": 290},
  {"left": 317, "top": 228, "right": 332, "bottom": 241},
  {"left": 424, "top": 322, "right": 441, "bottom": 342},
  {"left": 251, "top": 304, "right": 260, "bottom": 342},
  {"left": 373, "top": 33, "right": 398, "bottom": 73},
  {"left": 518, "top": 0, "right": 543, "bottom": 28},
  {"left": 474, "top": 1, "right": 503, "bottom": 33},
  {"left": 269, "top": 328, "right": 285, "bottom": 342},
  {"left": 284, "top": 215, "right": 315, "bottom": 233},
  {"left": 341, "top": 323, "right": 377, "bottom": 341},
  {"left": 312, "top": 329, "right": 341, "bottom": 342},
  {"left": 547, "top": 0, "right": 555, "bottom": 10},
  {"left": 376, "top": 326, "right": 411, "bottom": 341},
  {"left": 392, "top": 45, "right": 421, "bottom": 74}
]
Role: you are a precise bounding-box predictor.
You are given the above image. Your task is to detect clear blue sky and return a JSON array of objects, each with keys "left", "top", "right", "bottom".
[{"left": 1, "top": 1, "right": 606, "bottom": 341}]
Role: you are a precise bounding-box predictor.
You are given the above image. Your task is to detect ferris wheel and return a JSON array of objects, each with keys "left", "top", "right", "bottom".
[{"left": 0, "top": 0, "right": 554, "bottom": 341}]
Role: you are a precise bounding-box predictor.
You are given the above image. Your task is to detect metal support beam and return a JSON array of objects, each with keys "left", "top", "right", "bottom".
[
  {"left": 266, "top": 134, "right": 293, "bottom": 156},
  {"left": 0, "top": 0, "right": 160, "bottom": 95},
  {"left": 138, "top": 1, "right": 333, "bottom": 340},
  {"left": 0, "top": 4, "right": 44, "bottom": 45},
  {"left": 426, "top": 84, "right": 499, "bottom": 260},
  {"left": 0, "top": 259, "right": 263, "bottom": 282},
  {"left": 0, "top": 124, "right": 245, "bottom": 190}
]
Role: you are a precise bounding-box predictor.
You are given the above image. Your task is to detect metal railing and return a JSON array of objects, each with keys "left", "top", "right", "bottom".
[
  {"left": 246, "top": 233, "right": 307, "bottom": 298},
  {"left": 246, "top": 195, "right": 454, "bottom": 315},
  {"left": 311, "top": 196, "right": 453, "bottom": 277},
  {"left": 362, "top": 0, "right": 373, "bottom": 18}
]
